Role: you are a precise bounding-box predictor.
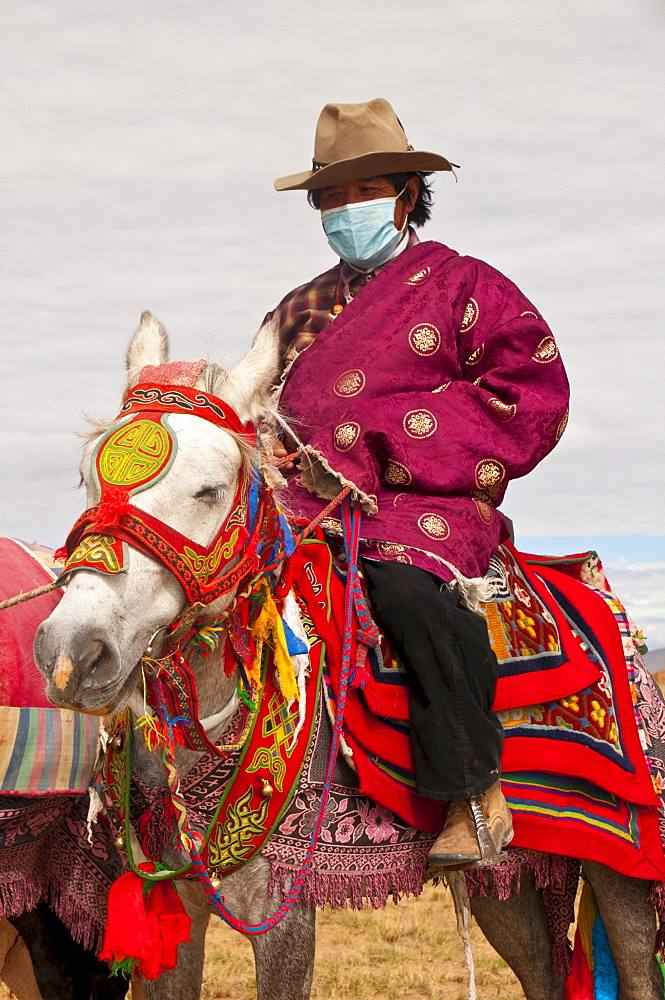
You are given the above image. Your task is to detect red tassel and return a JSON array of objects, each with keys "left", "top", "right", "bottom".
[
  {"left": 99, "top": 871, "right": 154, "bottom": 975},
  {"left": 93, "top": 487, "right": 133, "bottom": 529},
  {"left": 564, "top": 925, "right": 594, "bottom": 999},
  {"left": 100, "top": 866, "right": 191, "bottom": 980}
]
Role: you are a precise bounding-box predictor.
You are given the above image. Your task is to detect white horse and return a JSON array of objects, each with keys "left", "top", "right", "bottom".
[{"left": 35, "top": 313, "right": 664, "bottom": 1000}]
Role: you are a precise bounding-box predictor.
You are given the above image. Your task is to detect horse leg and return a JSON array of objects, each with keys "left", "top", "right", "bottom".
[
  {"left": 250, "top": 905, "right": 316, "bottom": 1000},
  {"left": 582, "top": 860, "right": 663, "bottom": 1000},
  {"left": 7, "top": 902, "right": 128, "bottom": 1000},
  {"left": 142, "top": 880, "right": 210, "bottom": 1000},
  {"left": 222, "top": 856, "right": 316, "bottom": 1000},
  {"left": 470, "top": 868, "right": 565, "bottom": 1000}
]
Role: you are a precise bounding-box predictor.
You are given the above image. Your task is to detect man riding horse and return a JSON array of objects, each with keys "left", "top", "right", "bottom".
[{"left": 267, "top": 98, "right": 570, "bottom": 869}]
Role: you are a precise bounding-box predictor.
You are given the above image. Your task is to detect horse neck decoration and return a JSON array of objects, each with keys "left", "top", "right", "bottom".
[{"left": 34, "top": 314, "right": 665, "bottom": 1000}]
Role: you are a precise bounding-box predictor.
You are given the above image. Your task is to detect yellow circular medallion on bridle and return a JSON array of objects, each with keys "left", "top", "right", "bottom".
[{"left": 97, "top": 419, "right": 174, "bottom": 489}]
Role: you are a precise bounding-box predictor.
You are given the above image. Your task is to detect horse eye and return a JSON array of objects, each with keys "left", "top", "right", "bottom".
[{"left": 194, "top": 486, "right": 227, "bottom": 502}]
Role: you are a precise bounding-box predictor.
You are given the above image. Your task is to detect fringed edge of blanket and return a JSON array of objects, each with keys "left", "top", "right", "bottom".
[
  {"left": 268, "top": 860, "right": 427, "bottom": 910},
  {"left": 463, "top": 851, "right": 576, "bottom": 978},
  {"left": 463, "top": 849, "right": 557, "bottom": 898},
  {"left": 0, "top": 878, "right": 103, "bottom": 954}
]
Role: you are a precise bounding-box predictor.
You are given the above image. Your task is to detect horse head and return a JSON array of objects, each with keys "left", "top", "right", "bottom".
[{"left": 35, "top": 311, "right": 280, "bottom": 715}]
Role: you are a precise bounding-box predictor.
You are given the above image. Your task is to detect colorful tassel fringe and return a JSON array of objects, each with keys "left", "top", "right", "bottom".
[
  {"left": 564, "top": 883, "right": 619, "bottom": 1000},
  {"left": 251, "top": 584, "right": 298, "bottom": 702}
]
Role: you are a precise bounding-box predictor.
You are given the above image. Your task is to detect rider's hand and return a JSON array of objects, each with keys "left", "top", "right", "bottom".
[{"left": 270, "top": 439, "right": 296, "bottom": 473}]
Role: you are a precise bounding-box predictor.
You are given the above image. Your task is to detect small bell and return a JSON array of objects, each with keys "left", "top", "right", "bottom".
[
  {"left": 114, "top": 835, "right": 124, "bottom": 849},
  {"left": 261, "top": 779, "right": 274, "bottom": 798},
  {"left": 210, "top": 875, "right": 222, "bottom": 890}
]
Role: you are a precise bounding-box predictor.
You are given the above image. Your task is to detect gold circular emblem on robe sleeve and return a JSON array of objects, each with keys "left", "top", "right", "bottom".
[
  {"left": 432, "top": 382, "right": 450, "bottom": 393},
  {"left": 333, "top": 422, "right": 361, "bottom": 451},
  {"left": 532, "top": 336, "right": 559, "bottom": 363},
  {"left": 408, "top": 323, "right": 441, "bottom": 356},
  {"left": 556, "top": 411, "right": 569, "bottom": 441},
  {"left": 475, "top": 458, "right": 506, "bottom": 494},
  {"left": 403, "top": 409, "right": 438, "bottom": 439},
  {"left": 333, "top": 369, "right": 366, "bottom": 397},
  {"left": 418, "top": 513, "right": 451, "bottom": 540},
  {"left": 385, "top": 460, "right": 413, "bottom": 485},
  {"left": 487, "top": 398, "right": 517, "bottom": 422}
]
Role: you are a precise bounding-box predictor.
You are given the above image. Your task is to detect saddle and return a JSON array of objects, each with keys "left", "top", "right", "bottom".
[{"left": 287, "top": 534, "right": 665, "bottom": 881}]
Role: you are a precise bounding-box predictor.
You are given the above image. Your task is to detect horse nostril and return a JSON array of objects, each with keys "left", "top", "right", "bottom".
[{"left": 78, "top": 639, "right": 108, "bottom": 678}]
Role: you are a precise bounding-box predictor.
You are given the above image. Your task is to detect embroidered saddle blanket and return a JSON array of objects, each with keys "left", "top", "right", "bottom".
[
  {"left": 0, "top": 537, "right": 120, "bottom": 948},
  {"left": 288, "top": 534, "right": 665, "bottom": 881}
]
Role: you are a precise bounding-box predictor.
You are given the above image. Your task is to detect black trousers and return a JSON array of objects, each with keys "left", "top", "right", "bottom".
[{"left": 361, "top": 559, "right": 504, "bottom": 802}]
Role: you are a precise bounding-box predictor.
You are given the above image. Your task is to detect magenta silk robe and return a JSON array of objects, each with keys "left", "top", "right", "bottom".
[{"left": 278, "top": 240, "right": 570, "bottom": 582}]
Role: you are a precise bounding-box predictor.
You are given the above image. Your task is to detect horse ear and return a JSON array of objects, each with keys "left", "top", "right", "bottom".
[
  {"left": 124, "top": 312, "right": 169, "bottom": 394},
  {"left": 212, "top": 318, "right": 280, "bottom": 422}
]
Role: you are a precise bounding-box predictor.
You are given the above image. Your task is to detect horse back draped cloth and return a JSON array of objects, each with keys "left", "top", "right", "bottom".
[{"left": 278, "top": 241, "right": 570, "bottom": 581}]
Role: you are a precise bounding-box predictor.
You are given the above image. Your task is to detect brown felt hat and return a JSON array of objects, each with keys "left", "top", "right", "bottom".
[{"left": 274, "top": 98, "right": 453, "bottom": 192}]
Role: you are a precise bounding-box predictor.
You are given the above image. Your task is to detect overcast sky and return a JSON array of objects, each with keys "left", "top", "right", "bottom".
[{"left": 1, "top": 0, "right": 663, "bottom": 641}]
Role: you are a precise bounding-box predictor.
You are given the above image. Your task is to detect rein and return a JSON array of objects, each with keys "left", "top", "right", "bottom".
[
  {"left": 106, "top": 493, "right": 367, "bottom": 940},
  {"left": 0, "top": 579, "right": 64, "bottom": 612}
]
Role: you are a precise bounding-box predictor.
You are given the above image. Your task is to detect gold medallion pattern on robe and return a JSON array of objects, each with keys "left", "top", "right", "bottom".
[
  {"left": 384, "top": 460, "right": 412, "bottom": 486},
  {"left": 320, "top": 517, "right": 343, "bottom": 533},
  {"left": 377, "top": 541, "right": 412, "bottom": 563},
  {"left": 404, "top": 266, "right": 431, "bottom": 286},
  {"left": 487, "top": 398, "right": 517, "bottom": 422},
  {"left": 474, "top": 498, "right": 493, "bottom": 525},
  {"left": 418, "top": 513, "right": 451, "bottom": 540},
  {"left": 403, "top": 409, "right": 438, "bottom": 439},
  {"left": 466, "top": 343, "right": 485, "bottom": 366},
  {"left": 432, "top": 382, "right": 450, "bottom": 393},
  {"left": 460, "top": 298, "right": 479, "bottom": 333},
  {"left": 475, "top": 458, "right": 506, "bottom": 497},
  {"left": 333, "top": 422, "right": 361, "bottom": 451},
  {"left": 333, "top": 369, "right": 366, "bottom": 397},
  {"left": 532, "top": 337, "right": 559, "bottom": 363},
  {"left": 408, "top": 323, "right": 441, "bottom": 356},
  {"left": 556, "top": 411, "right": 569, "bottom": 441}
]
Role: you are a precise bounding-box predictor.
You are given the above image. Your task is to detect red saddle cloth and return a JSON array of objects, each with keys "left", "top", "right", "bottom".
[
  {"left": 0, "top": 537, "right": 61, "bottom": 707},
  {"left": 290, "top": 535, "right": 665, "bottom": 880}
]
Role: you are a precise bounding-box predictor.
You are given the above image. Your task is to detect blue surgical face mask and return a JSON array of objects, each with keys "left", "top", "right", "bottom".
[{"left": 321, "top": 192, "right": 408, "bottom": 271}]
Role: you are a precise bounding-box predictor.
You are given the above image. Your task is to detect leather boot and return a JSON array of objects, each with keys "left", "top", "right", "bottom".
[{"left": 428, "top": 780, "right": 513, "bottom": 870}]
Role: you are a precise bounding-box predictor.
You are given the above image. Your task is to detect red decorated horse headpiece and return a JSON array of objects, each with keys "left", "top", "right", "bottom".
[{"left": 57, "top": 375, "right": 276, "bottom": 605}]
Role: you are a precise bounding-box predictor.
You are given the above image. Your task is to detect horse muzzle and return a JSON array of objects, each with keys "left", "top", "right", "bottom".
[{"left": 34, "top": 623, "right": 137, "bottom": 714}]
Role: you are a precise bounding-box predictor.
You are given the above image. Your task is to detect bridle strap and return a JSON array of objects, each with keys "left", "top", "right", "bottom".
[
  {"left": 121, "top": 383, "right": 255, "bottom": 441},
  {"left": 62, "top": 488, "right": 269, "bottom": 605}
]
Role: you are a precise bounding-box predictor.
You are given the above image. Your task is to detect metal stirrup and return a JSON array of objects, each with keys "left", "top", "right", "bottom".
[{"left": 468, "top": 795, "right": 502, "bottom": 865}]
